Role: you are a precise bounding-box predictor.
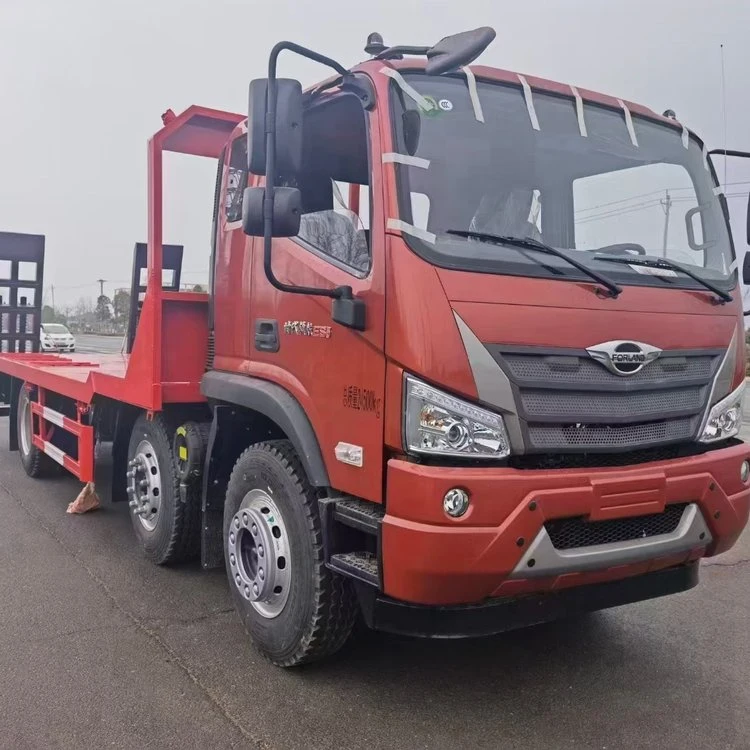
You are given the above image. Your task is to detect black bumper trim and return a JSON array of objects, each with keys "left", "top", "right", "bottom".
[{"left": 358, "top": 562, "right": 699, "bottom": 639}]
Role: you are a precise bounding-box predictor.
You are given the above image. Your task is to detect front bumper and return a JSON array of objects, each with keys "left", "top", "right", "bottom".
[
  {"left": 381, "top": 442, "right": 750, "bottom": 605},
  {"left": 362, "top": 561, "right": 699, "bottom": 638}
]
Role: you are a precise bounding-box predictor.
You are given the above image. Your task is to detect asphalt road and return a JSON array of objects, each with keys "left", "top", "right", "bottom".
[{"left": 0, "top": 420, "right": 748, "bottom": 749}]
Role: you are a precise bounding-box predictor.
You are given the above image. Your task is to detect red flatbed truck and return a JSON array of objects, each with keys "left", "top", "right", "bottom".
[{"left": 2, "top": 28, "right": 750, "bottom": 666}]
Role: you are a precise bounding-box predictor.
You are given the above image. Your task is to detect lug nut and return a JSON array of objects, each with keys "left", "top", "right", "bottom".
[
  {"left": 253, "top": 583, "right": 259, "bottom": 596},
  {"left": 258, "top": 545, "right": 264, "bottom": 557},
  {"left": 259, "top": 568, "right": 265, "bottom": 581}
]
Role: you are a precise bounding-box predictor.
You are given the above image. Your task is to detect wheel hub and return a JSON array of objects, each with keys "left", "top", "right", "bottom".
[
  {"left": 227, "top": 489, "right": 291, "bottom": 619},
  {"left": 126, "top": 440, "right": 162, "bottom": 531}
]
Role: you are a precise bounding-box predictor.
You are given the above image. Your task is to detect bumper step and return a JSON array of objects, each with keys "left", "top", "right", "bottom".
[
  {"left": 333, "top": 497, "right": 384, "bottom": 535},
  {"left": 329, "top": 551, "right": 379, "bottom": 586}
]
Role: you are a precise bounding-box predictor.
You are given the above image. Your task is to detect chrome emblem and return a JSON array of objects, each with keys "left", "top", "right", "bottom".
[{"left": 586, "top": 340, "right": 662, "bottom": 376}]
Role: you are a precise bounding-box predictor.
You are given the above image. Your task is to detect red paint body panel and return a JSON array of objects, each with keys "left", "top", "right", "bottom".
[{"left": 381, "top": 442, "right": 750, "bottom": 605}]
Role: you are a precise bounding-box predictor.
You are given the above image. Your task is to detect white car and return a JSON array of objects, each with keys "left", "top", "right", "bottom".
[{"left": 40, "top": 323, "right": 76, "bottom": 353}]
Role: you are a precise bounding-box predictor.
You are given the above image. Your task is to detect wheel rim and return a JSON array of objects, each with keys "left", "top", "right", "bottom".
[
  {"left": 19, "top": 394, "right": 32, "bottom": 456},
  {"left": 126, "top": 440, "right": 162, "bottom": 531},
  {"left": 227, "top": 489, "right": 291, "bottom": 619}
]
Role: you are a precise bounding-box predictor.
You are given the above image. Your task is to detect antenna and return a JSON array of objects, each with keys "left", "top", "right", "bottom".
[{"left": 720, "top": 44, "right": 728, "bottom": 190}]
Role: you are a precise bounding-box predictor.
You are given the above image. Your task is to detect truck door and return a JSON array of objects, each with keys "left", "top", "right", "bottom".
[
  {"left": 243, "top": 92, "right": 387, "bottom": 503},
  {"left": 213, "top": 134, "right": 252, "bottom": 360}
]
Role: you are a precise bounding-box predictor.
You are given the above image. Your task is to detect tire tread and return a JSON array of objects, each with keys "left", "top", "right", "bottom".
[{"left": 228, "top": 440, "right": 357, "bottom": 667}]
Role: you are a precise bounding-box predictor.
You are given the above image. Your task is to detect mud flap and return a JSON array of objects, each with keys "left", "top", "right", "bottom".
[{"left": 200, "top": 405, "right": 233, "bottom": 569}]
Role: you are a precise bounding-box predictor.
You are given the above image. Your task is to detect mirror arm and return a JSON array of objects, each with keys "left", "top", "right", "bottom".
[
  {"left": 375, "top": 45, "right": 431, "bottom": 60},
  {"left": 262, "top": 42, "right": 350, "bottom": 301}
]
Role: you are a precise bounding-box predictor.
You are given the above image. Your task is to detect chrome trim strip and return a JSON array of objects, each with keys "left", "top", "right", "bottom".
[
  {"left": 453, "top": 311, "right": 525, "bottom": 452},
  {"left": 510, "top": 503, "right": 711, "bottom": 579},
  {"left": 697, "top": 327, "right": 737, "bottom": 438}
]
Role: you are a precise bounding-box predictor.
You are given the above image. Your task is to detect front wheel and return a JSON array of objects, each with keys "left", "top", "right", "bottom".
[{"left": 224, "top": 440, "right": 357, "bottom": 667}]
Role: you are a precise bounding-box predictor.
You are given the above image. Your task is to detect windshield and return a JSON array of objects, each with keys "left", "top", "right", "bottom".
[
  {"left": 389, "top": 73, "right": 735, "bottom": 290},
  {"left": 43, "top": 324, "right": 70, "bottom": 334}
]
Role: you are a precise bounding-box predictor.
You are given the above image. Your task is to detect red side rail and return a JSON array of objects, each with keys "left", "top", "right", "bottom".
[{"left": 30, "top": 388, "right": 94, "bottom": 482}]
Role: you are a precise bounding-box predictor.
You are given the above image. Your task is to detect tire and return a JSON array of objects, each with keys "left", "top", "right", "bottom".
[
  {"left": 17, "top": 385, "right": 58, "bottom": 478},
  {"left": 127, "top": 413, "right": 200, "bottom": 565},
  {"left": 224, "top": 440, "right": 357, "bottom": 667}
]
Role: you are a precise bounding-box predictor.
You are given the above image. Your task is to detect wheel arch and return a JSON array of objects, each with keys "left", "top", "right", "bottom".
[{"left": 201, "top": 371, "right": 330, "bottom": 488}]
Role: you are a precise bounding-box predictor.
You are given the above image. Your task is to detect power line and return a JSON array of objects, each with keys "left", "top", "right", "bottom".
[{"left": 575, "top": 180, "right": 750, "bottom": 214}]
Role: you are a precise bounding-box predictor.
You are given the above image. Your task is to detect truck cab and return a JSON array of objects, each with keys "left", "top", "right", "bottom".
[{"left": 208, "top": 30, "right": 748, "bottom": 595}]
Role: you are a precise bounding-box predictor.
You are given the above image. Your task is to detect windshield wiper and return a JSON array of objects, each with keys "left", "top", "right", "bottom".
[
  {"left": 446, "top": 230, "right": 622, "bottom": 298},
  {"left": 594, "top": 254, "right": 732, "bottom": 304}
]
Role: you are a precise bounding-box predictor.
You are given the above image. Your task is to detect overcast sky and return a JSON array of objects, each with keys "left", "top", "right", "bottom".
[{"left": 1, "top": 0, "right": 749, "bottom": 307}]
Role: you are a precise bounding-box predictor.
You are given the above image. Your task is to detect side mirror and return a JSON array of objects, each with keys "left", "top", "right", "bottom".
[
  {"left": 425, "top": 27, "right": 496, "bottom": 75},
  {"left": 247, "top": 78, "right": 303, "bottom": 176},
  {"left": 242, "top": 186, "right": 301, "bottom": 237},
  {"left": 743, "top": 251, "right": 750, "bottom": 285}
]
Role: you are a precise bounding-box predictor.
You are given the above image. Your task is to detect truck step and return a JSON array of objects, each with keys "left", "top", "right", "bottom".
[
  {"left": 333, "top": 497, "right": 385, "bottom": 535},
  {"left": 329, "top": 551, "right": 379, "bottom": 587}
]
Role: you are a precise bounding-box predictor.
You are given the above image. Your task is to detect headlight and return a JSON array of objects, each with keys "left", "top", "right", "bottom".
[
  {"left": 699, "top": 381, "right": 745, "bottom": 443},
  {"left": 404, "top": 375, "right": 510, "bottom": 459}
]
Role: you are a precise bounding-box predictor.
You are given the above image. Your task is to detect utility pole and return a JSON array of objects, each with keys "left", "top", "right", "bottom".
[
  {"left": 660, "top": 190, "right": 672, "bottom": 257},
  {"left": 97, "top": 279, "right": 106, "bottom": 297}
]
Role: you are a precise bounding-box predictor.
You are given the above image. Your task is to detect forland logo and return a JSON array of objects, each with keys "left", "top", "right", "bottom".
[{"left": 586, "top": 340, "right": 662, "bottom": 376}]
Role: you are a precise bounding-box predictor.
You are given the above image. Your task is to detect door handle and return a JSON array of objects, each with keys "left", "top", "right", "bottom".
[{"left": 254, "top": 319, "right": 279, "bottom": 352}]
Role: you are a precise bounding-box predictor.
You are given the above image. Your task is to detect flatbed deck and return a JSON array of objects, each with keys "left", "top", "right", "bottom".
[{"left": 0, "top": 352, "right": 129, "bottom": 404}]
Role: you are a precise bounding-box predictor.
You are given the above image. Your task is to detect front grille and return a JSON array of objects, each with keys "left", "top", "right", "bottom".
[
  {"left": 499, "top": 352, "right": 716, "bottom": 388},
  {"left": 545, "top": 503, "right": 688, "bottom": 550},
  {"left": 520, "top": 386, "right": 705, "bottom": 421},
  {"left": 528, "top": 417, "right": 699, "bottom": 450},
  {"left": 486, "top": 346, "right": 721, "bottom": 453}
]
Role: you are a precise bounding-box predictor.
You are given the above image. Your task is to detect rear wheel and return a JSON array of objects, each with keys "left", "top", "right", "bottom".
[
  {"left": 17, "top": 385, "right": 58, "bottom": 478},
  {"left": 126, "top": 413, "right": 200, "bottom": 564},
  {"left": 224, "top": 440, "right": 357, "bottom": 667}
]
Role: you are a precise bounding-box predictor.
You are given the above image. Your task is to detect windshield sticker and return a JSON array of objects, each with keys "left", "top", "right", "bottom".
[
  {"left": 570, "top": 85, "right": 588, "bottom": 137},
  {"left": 462, "top": 66, "right": 485, "bottom": 123},
  {"left": 517, "top": 75, "right": 540, "bottom": 131},
  {"left": 438, "top": 98, "right": 453, "bottom": 111},
  {"left": 681, "top": 124, "right": 689, "bottom": 149},
  {"left": 617, "top": 99, "right": 639, "bottom": 147},
  {"left": 420, "top": 95, "right": 444, "bottom": 117},
  {"left": 702, "top": 144, "right": 710, "bottom": 171},
  {"left": 380, "top": 67, "right": 435, "bottom": 112}
]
